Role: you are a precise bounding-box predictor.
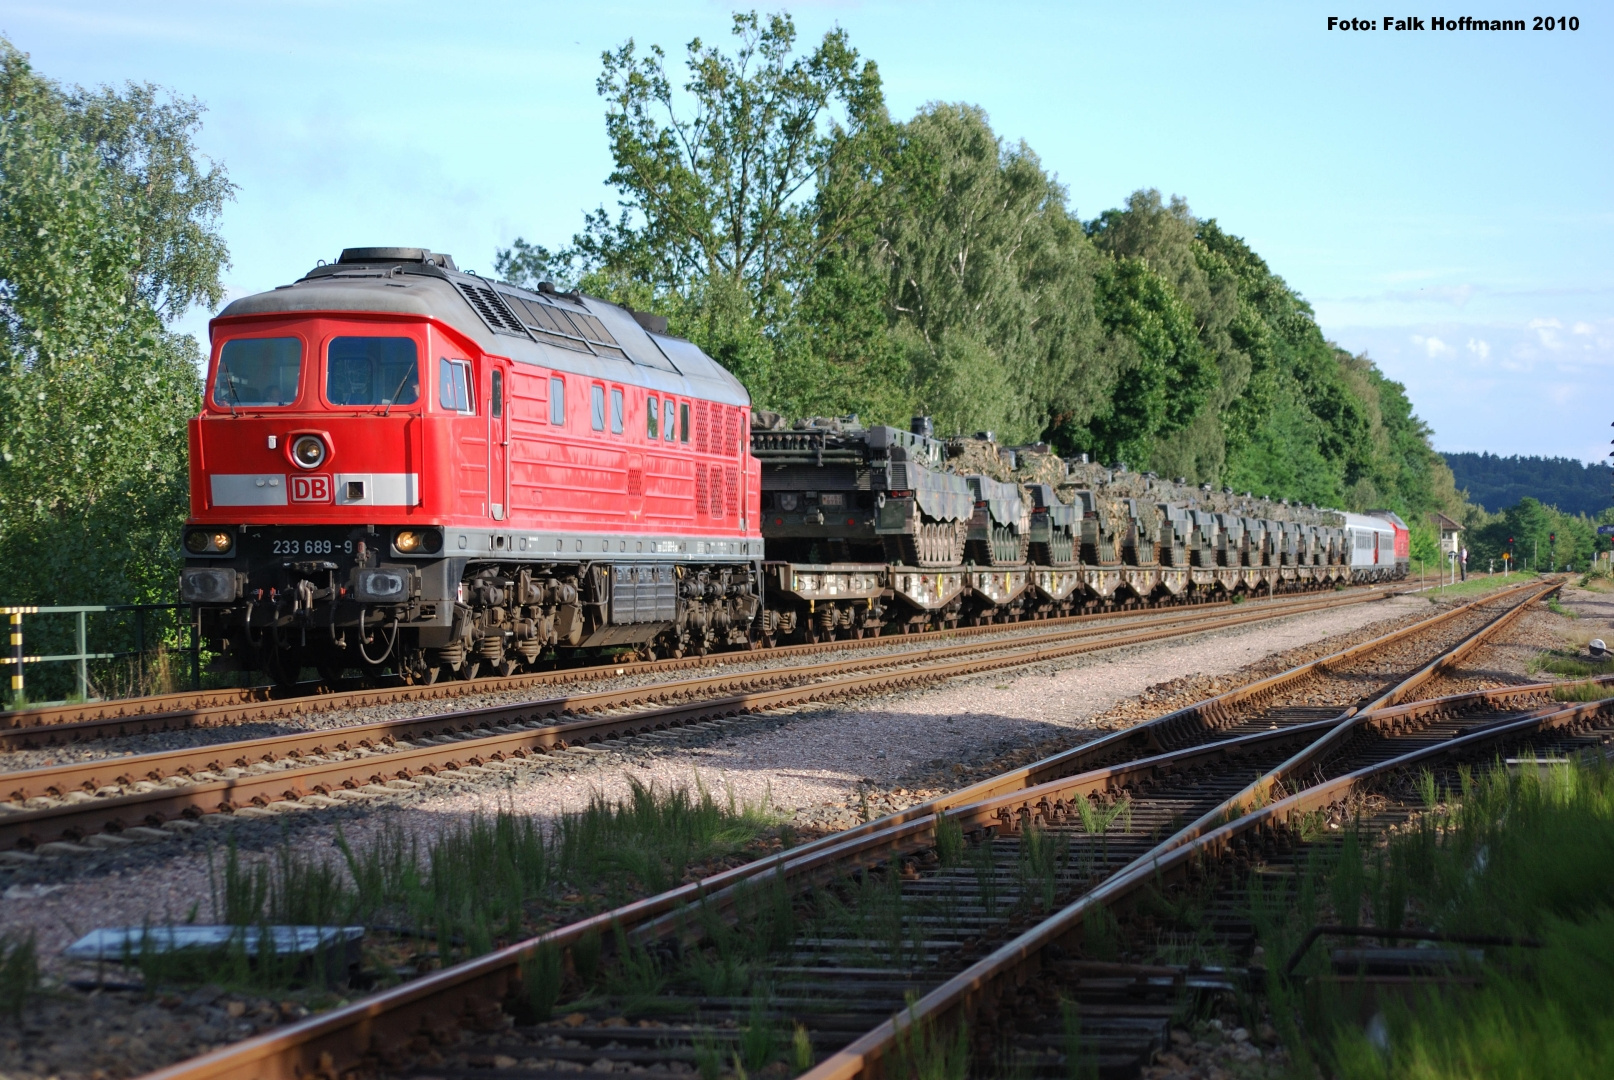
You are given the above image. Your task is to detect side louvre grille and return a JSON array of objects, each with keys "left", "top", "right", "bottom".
[
  {"left": 724, "top": 466, "right": 738, "bottom": 519},
  {"left": 695, "top": 401, "right": 710, "bottom": 454},
  {"left": 695, "top": 464, "right": 709, "bottom": 517}
]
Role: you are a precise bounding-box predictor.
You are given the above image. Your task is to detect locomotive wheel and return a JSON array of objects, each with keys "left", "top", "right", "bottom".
[
  {"left": 316, "top": 661, "right": 346, "bottom": 687},
  {"left": 258, "top": 637, "right": 301, "bottom": 690},
  {"left": 457, "top": 660, "right": 481, "bottom": 681}
]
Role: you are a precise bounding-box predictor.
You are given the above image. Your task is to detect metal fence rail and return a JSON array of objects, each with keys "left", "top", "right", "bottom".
[{"left": 3, "top": 603, "right": 199, "bottom": 704}]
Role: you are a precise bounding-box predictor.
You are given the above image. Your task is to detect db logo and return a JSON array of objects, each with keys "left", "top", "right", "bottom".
[{"left": 290, "top": 474, "right": 331, "bottom": 503}]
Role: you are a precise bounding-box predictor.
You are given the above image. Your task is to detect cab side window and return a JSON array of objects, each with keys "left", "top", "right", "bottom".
[
  {"left": 438, "top": 358, "right": 473, "bottom": 414},
  {"left": 490, "top": 369, "right": 503, "bottom": 418},
  {"left": 591, "top": 384, "right": 606, "bottom": 431},
  {"left": 549, "top": 376, "right": 565, "bottom": 425},
  {"left": 610, "top": 387, "right": 624, "bottom": 434}
]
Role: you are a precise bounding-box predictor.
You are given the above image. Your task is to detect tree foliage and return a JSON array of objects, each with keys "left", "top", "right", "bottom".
[
  {"left": 501, "top": 12, "right": 1464, "bottom": 527},
  {"left": 1445, "top": 453, "right": 1611, "bottom": 518},
  {"left": 0, "top": 39, "right": 231, "bottom": 609},
  {"left": 1462, "top": 497, "right": 1612, "bottom": 574}
]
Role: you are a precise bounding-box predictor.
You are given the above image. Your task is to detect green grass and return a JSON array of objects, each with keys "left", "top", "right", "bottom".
[
  {"left": 1530, "top": 653, "right": 1614, "bottom": 679},
  {"left": 0, "top": 932, "right": 38, "bottom": 1017},
  {"left": 1270, "top": 757, "right": 1614, "bottom": 1078},
  {"left": 150, "top": 776, "right": 782, "bottom": 993},
  {"left": 1552, "top": 679, "right": 1614, "bottom": 702},
  {"left": 1416, "top": 571, "right": 1536, "bottom": 601}
]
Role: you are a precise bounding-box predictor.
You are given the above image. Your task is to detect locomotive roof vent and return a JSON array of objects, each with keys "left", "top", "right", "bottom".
[
  {"left": 629, "top": 309, "right": 670, "bottom": 335},
  {"left": 338, "top": 247, "right": 458, "bottom": 270}
]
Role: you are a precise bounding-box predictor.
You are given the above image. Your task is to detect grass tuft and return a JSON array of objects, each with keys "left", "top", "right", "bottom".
[
  {"left": 0, "top": 932, "right": 39, "bottom": 1017},
  {"left": 1259, "top": 757, "right": 1614, "bottom": 1077},
  {"left": 147, "top": 776, "right": 779, "bottom": 993}
]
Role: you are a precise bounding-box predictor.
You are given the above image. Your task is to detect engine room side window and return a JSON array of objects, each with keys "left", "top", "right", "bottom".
[
  {"left": 325, "top": 337, "right": 419, "bottom": 407},
  {"left": 214, "top": 337, "right": 302, "bottom": 408},
  {"left": 664, "top": 399, "right": 675, "bottom": 441},
  {"left": 438, "top": 358, "right": 473, "bottom": 414},
  {"left": 610, "top": 387, "right": 624, "bottom": 434},
  {"left": 646, "top": 396, "right": 659, "bottom": 440},
  {"left": 679, "top": 401, "right": 690, "bottom": 443},
  {"left": 549, "top": 376, "right": 565, "bottom": 425},
  {"left": 591, "top": 384, "right": 606, "bottom": 431}
]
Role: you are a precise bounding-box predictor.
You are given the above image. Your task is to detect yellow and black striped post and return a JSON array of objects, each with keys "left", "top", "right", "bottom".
[{"left": 8, "top": 612, "right": 21, "bottom": 703}]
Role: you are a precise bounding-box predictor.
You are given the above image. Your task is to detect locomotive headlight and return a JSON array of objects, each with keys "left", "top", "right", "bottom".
[
  {"left": 779, "top": 493, "right": 799, "bottom": 512},
  {"left": 185, "top": 528, "right": 234, "bottom": 555},
  {"left": 393, "top": 528, "right": 442, "bottom": 555},
  {"left": 291, "top": 434, "right": 326, "bottom": 469}
]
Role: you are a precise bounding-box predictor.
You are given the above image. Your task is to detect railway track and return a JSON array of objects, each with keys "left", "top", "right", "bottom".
[
  {"left": 0, "top": 588, "right": 1392, "bottom": 747},
  {"left": 121, "top": 580, "right": 1559, "bottom": 1080},
  {"left": 0, "top": 587, "right": 1415, "bottom": 851}
]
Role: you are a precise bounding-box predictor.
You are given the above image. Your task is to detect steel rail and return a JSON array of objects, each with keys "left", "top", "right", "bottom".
[
  {"left": 0, "top": 588, "right": 1389, "bottom": 747},
  {"left": 801, "top": 685, "right": 1612, "bottom": 1080},
  {"left": 0, "top": 590, "right": 1402, "bottom": 849},
  {"left": 628, "top": 576, "right": 1546, "bottom": 858},
  {"left": 0, "top": 589, "right": 1386, "bottom": 802},
  {"left": 127, "top": 587, "right": 1563, "bottom": 1080},
  {"left": 1136, "top": 580, "right": 1559, "bottom": 864}
]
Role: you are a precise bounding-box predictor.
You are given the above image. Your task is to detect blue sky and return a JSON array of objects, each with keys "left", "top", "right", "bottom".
[{"left": 5, "top": 1, "right": 1610, "bottom": 463}]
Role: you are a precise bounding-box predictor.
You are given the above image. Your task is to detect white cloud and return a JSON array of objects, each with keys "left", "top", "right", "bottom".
[
  {"left": 1527, "top": 318, "right": 1565, "bottom": 349},
  {"left": 1573, "top": 321, "right": 1595, "bottom": 335},
  {"left": 1466, "top": 338, "right": 1490, "bottom": 359},
  {"left": 1411, "top": 334, "right": 1454, "bottom": 357}
]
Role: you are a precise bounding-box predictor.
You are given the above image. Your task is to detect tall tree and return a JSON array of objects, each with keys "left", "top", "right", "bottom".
[
  {"left": 0, "top": 39, "right": 232, "bottom": 615},
  {"left": 500, "top": 10, "right": 887, "bottom": 407}
]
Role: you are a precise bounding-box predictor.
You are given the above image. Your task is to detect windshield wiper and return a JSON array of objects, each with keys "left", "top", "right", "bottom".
[
  {"left": 381, "top": 364, "right": 414, "bottom": 417},
  {"left": 216, "top": 356, "right": 239, "bottom": 417}
]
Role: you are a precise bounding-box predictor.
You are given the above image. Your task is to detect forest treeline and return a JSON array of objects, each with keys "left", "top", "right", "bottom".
[
  {"left": 1445, "top": 452, "right": 1610, "bottom": 518},
  {"left": 498, "top": 12, "right": 1466, "bottom": 535}
]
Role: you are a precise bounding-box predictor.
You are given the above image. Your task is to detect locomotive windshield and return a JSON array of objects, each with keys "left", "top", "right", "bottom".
[
  {"left": 213, "top": 337, "right": 302, "bottom": 408},
  {"left": 326, "top": 337, "right": 420, "bottom": 407}
]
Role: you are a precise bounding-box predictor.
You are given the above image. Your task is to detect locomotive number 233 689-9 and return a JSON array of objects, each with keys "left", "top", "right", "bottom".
[{"left": 271, "top": 538, "right": 353, "bottom": 556}]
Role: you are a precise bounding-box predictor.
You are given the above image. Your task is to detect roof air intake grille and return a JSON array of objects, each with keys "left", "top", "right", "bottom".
[{"left": 452, "top": 280, "right": 528, "bottom": 336}]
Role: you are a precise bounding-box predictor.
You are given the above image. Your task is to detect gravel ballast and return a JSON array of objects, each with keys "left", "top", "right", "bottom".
[{"left": 0, "top": 583, "right": 1582, "bottom": 1080}]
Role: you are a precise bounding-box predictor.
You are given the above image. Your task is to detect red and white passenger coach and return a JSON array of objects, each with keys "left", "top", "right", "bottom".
[{"left": 181, "top": 247, "right": 762, "bottom": 683}]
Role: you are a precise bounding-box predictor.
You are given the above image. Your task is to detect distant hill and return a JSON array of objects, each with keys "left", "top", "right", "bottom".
[{"left": 1444, "top": 452, "right": 1610, "bottom": 516}]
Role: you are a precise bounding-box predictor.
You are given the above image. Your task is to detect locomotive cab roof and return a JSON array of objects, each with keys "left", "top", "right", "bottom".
[{"left": 215, "top": 248, "right": 749, "bottom": 407}]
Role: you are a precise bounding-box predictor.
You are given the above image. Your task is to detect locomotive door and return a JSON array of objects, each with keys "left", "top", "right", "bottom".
[{"left": 488, "top": 360, "right": 510, "bottom": 521}]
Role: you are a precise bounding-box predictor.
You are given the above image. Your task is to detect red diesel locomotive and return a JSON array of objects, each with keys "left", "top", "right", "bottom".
[{"left": 181, "top": 248, "right": 762, "bottom": 683}]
